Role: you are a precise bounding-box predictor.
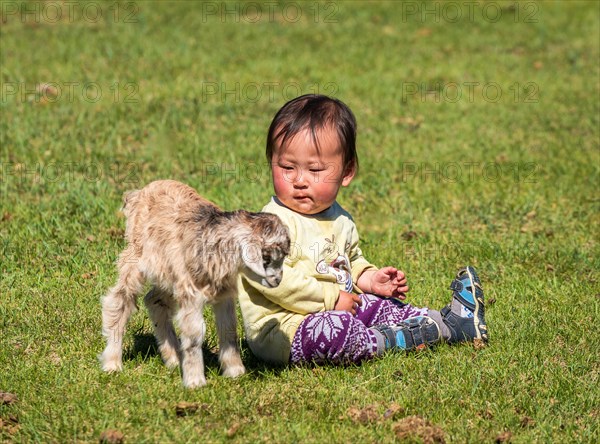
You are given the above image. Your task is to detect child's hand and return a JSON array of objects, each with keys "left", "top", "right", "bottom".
[
  {"left": 334, "top": 290, "right": 362, "bottom": 316},
  {"left": 358, "top": 267, "right": 409, "bottom": 299}
]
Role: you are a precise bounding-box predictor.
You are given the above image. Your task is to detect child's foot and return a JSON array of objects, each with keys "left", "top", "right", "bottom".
[
  {"left": 441, "top": 266, "right": 488, "bottom": 343},
  {"left": 373, "top": 316, "right": 442, "bottom": 352}
]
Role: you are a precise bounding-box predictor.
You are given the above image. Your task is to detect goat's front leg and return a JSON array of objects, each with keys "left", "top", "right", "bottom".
[
  {"left": 175, "top": 289, "right": 207, "bottom": 388},
  {"left": 213, "top": 293, "right": 245, "bottom": 378}
]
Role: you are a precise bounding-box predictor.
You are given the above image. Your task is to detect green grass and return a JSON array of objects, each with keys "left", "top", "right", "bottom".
[{"left": 1, "top": 0, "right": 599, "bottom": 442}]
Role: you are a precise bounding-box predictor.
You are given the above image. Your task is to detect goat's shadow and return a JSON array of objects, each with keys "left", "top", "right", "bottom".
[
  {"left": 122, "top": 333, "right": 160, "bottom": 362},
  {"left": 124, "top": 334, "right": 287, "bottom": 378}
]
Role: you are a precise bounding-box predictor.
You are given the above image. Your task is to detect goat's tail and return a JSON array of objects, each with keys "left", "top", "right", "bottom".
[
  {"left": 121, "top": 189, "right": 141, "bottom": 219},
  {"left": 121, "top": 189, "right": 142, "bottom": 245}
]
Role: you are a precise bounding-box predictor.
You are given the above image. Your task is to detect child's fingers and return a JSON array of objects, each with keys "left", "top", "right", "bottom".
[{"left": 379, "top": 266, "right": 397, "bottom": 278}]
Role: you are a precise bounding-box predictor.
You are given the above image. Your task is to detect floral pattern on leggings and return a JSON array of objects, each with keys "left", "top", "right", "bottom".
[{"left": 290, "top": 293, "right": 428, "bottom": 364}]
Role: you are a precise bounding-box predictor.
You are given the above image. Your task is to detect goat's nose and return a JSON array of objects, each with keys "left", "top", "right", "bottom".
[{"left": 265, "top": 271, "right": 283, "bottom": 288}]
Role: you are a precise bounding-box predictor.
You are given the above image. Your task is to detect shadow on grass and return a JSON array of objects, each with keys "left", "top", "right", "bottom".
[
  {"left": 123, "top": 333, "right": 160, "bottom": 362},
  {"left": 123, "top": 334, "right": 287, "bottom": 378},
  {"left": 240, "top": 339, "right": 288, "bottom": 378}
]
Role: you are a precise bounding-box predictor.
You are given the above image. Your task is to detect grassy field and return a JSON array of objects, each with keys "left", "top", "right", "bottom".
[{"left": 1, "top": 0, "right": 599, "bottom": 442}]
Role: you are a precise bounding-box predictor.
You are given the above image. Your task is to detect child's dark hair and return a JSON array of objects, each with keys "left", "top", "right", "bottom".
[{"left": 266, "top": 94, "right": 358, "bottom": 173}]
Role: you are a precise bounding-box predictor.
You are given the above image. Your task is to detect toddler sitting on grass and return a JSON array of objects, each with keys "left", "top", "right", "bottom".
[{"left": 238, "top": 94, "right": 487, "bottom": 365}]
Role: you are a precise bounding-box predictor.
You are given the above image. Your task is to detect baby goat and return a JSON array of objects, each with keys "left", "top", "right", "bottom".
[{"left": 100, "top": 180, "right": 290, "bottom": 388}]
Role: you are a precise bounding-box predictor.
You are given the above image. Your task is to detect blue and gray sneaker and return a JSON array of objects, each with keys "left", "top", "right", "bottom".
[
  {"left": 441, "top": 266, "right": 488, "bottom": 344},
  {"left": 373, "top": 316, "right": 442, "bottom": 352}
]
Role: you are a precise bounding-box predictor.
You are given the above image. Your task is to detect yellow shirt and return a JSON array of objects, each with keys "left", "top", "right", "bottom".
[{"left": 238, "top": 197, "right": 377, "bottom": 364}]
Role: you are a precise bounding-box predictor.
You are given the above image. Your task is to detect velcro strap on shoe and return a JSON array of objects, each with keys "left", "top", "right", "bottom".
[
  {"left": 373, "top": 325, "right": 397, "bottom": 348},
  {"left": 410, "top": 325, "right": 424, "bottom": 348},
  {"left": 449, "top": 279, "right": 463, "bottom": 292},
  {"left": 440, "top": 306, "right": 458, "bottom": 329},
  {"left": 440, "top": 305, "right": 473, "bottom": 343}
]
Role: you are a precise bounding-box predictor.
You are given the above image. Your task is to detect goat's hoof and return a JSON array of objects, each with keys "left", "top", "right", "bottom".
[
  {"left": 183, "top": 377, "right": 207, "bottom": 389},
  {"left": 222, "top": 365, "right": 246, "bottom": 378},
  {"left": 164, "top": 356, "right": 180, "bottom": 369},
  {"left": 101, "top": 360, "right": 123, "bottom": 373}
]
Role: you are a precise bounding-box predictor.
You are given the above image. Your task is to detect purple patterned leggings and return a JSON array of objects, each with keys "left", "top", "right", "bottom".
[{"left": 290, "top": 294, "right": 429, "bottom": 364}]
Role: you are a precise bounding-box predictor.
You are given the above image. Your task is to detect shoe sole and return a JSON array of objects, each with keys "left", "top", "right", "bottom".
[{"left": 464, "top": 266, "right": 487, "bottom": 342}]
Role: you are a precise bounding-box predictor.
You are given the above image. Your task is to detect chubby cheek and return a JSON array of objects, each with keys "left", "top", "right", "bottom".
[
  {"left": 312, "top": 181, "right": 339, "bottom": 204},
  {"left": 272, "top": 168, "right": 293, "bottom": 198}
]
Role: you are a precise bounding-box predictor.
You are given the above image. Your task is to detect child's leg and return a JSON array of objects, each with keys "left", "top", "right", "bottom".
[
  {"left": 289, "top": 299, "right": 442, "bottom": 363},
  {"left": 355, "top": 293, "right": 429, "bottom": 327},
  {"left": 290, "top": 267, "right": 488, "bottom": 363},
  {"left": 354, "top": 293, "right": 443, "bottom": 351},
  {"left": 290, "top": 311, "right": 379, "bottom": 365},
  {"left": 370, "top": 266, "right": 488, "bottom": 351}
]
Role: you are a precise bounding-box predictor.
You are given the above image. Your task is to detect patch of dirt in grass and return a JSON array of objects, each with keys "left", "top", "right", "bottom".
[
  {"left": 520, "top": 416, "right": 536, "bottom": 428},
  {"left": 0, "top": 415, "right": 20, "bottom": 436},
  {"left": 392, "top": 415, "right": 446, "bottom": 443},
  {"left": 345, "top": 403, "right": 406, "bottom": 425},
  {"left": 226, "top": 421, "right": 242, "bottom": 438},
  {"left": 478, "top": 407, "right": 494, "bottom": 420},
  {"left": 99, "top": 429, "right": 124, "bottom": 444},
  {"left": 473, "top": 338, "right": 487, "bottom": 350},
  {"left": 1, "top": 212, "right": 12, "bottom": 222},
  {"left": 347, "top": 404, "right": 379, "bottom": 424},
  {"left": 175, "top": 402, "right": 209, "bottom": 417},
  {"left": 495, "top": 430, "right": 512, "bottom": 443},
  {"left": 401, "top": 230, "right": 419, "bottom": 241},
  {"left": 383, "top": 403, "right": 405, "bottom": 420},
  {"left": 0, "top": 392, "right": 17, "bottom": 405}
]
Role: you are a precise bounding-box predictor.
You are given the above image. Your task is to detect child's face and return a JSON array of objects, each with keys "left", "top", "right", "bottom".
[{"left": 270, "top": 125, "right": 355, "bottom": 215}]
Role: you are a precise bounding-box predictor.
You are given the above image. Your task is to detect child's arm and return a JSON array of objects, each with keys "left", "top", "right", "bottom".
[
  {"left": 345, "top": 222, "right": 407, "bottom": 299},
  {"left": 357, "top": 267, "right": 409, "bottom": 299},
  {"left": 244, "top": 262, "right": 340, "bottom": 315}
]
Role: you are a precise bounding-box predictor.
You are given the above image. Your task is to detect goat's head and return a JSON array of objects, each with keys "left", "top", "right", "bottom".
[{"left": 238, "top": 212, "right": 290, "bottom": 288}]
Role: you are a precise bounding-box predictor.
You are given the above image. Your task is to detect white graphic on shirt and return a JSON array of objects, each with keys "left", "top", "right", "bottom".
[{"left": 315, "top": 235, "right": 353, "bottom": 292}]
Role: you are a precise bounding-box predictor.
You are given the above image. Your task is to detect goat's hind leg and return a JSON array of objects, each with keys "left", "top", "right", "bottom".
[
  {"left": 144, "top": 286, "right": 180, "bottom": 368},
  {"left": 175, "top": 287, "right": 207, "bottom": 388},
  {"left": 213, "top": 294, "right": 245, "bottom": 378},
  {"left": 100, "top": 258, "right": 144, "bottom": 372}
]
